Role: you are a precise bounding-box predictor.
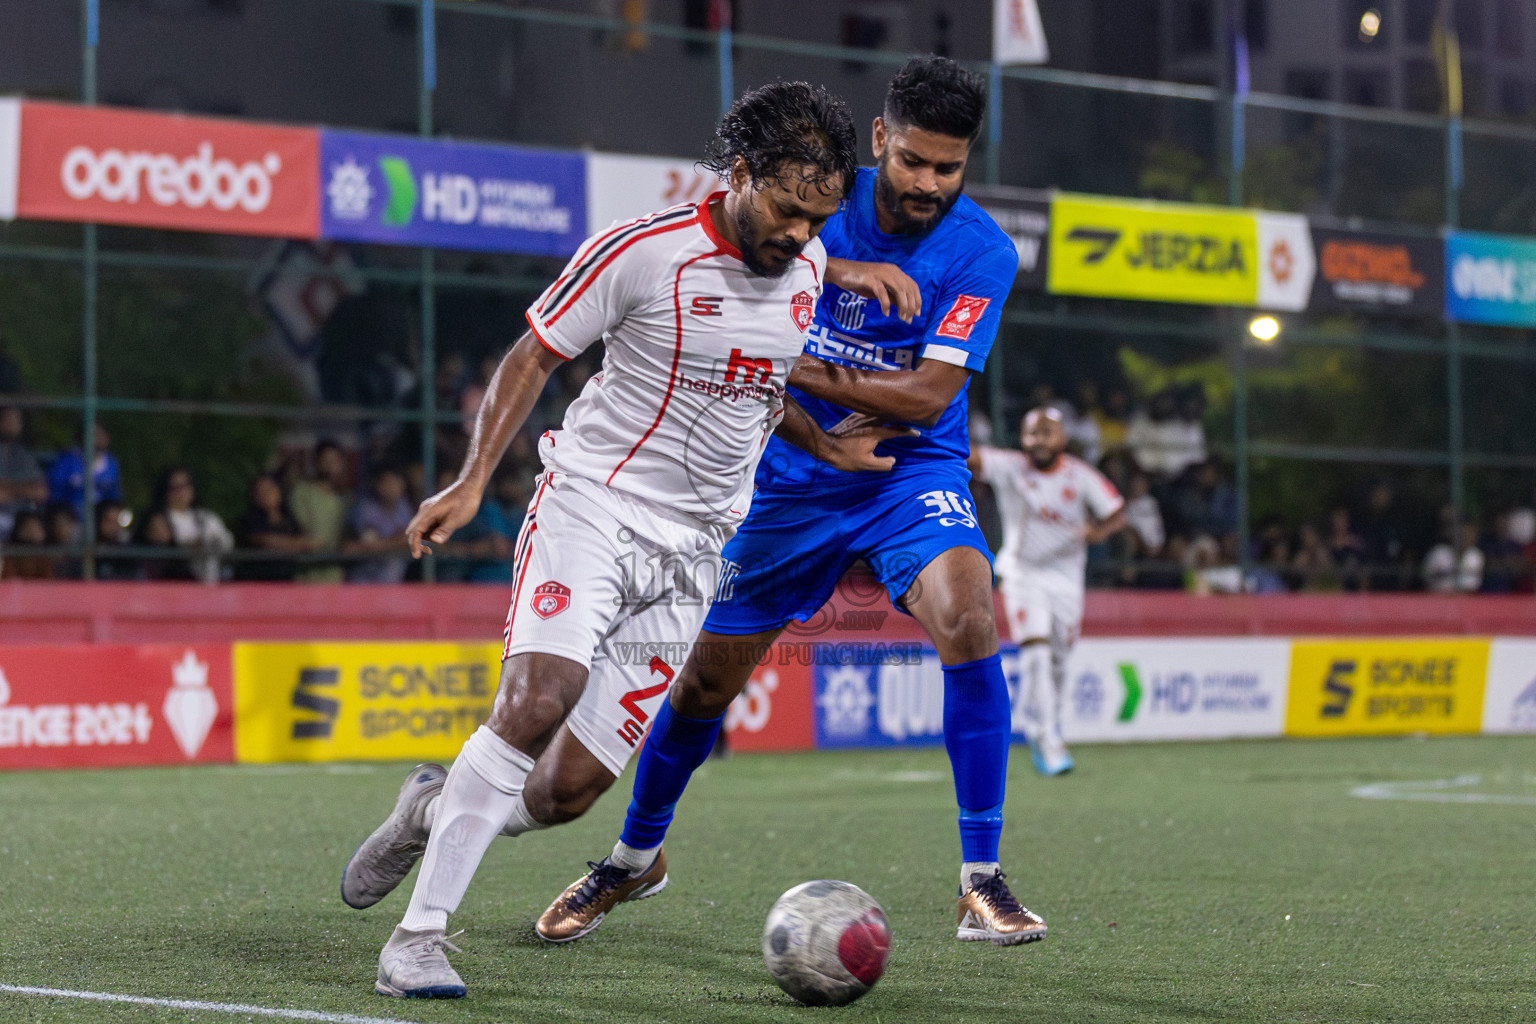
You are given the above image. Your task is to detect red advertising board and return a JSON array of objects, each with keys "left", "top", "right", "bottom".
[
  {"left": 724, "top": 659, "right": 813, "bottom": 752},
  {"left": 17, "top": 102, "right": 318, "bottom": 238},
  {"left": 0, "top": 644, "right": 233, "bottom": 769}
]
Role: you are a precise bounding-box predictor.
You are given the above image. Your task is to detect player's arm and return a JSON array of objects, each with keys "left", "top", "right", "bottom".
[
  {"left": 825, "top": 258, "right": 922, "bottom": 323},
  {"left": 407, "top": 332, "right": 564, "bottom": 555},
  {"left": 1084, "top": 507, "right": 1129, "bottom": 545},
  {"left": 788, "top": 354, "right": 970, "bottom": 428},
  {"left": 774, "top": 397, "right": 910, "bottom": 472}
]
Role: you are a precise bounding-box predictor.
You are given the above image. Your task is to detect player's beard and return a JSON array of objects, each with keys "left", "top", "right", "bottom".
[
  {"left": 735, "top": 201, "right": 803, "bottom": 278},
  {"left": 1028, "top": 447, "right": 1063, "bottom": 471},
  {"left": 874, "top": 157, "right": 960, "bottom": 236}
]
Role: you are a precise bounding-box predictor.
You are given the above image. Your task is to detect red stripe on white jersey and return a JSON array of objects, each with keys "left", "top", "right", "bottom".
[{"left": 543, "top": 219, "right": 696, "bottom": 327}]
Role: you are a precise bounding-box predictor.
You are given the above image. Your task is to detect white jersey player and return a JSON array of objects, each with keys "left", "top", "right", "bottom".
[
  {"left": 342, "top": 83, "right": 901, "bottom": 1000},
  {"left": 972, "top": 407, "right": 1126, "bottom": 776}
]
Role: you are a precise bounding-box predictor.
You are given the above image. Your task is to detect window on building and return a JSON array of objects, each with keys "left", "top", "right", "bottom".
[
  {"left": 1244, "top": 0, "right": 1269, "bottom": 53},
  {"left": 1175, "top": 0, "right": 1214, "bottom": 56},
  {"left": 1283, "top": 67, "right": 1331, "bottom": 102},
  {"left": 1403, "top": 0, "right": 1437, "bottom": 45},
  {"left": 1495, "top": 0, "right": 1523, "bottom": 59},
  {"left": 1456, "top": 0, "right": 1486, "bottom": 52},
  {"left": 1343, "top": 68, "right": 1390, "bottom": 107},
  {"left": 1404, "top": 58, "right": 1444, "bottom": 112}
]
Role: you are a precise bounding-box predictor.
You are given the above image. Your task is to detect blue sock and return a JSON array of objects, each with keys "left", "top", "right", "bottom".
[
  {"left": 618, "top": 700, "right": 724, "bottom": 850},
  {"left": 942, "top": 653, "right": 1011, "bottom": 863}
]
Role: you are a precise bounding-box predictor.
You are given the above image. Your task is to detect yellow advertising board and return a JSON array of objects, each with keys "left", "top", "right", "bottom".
[
  {"left": 234, "top": 642, "right": 503, "bottom": 763},
  {"left": 1048, "top": 194, "right": 1259, "bottom": 306},
  {"left": 1284, "top": 639, "right": 1489, "bottom": 737}
]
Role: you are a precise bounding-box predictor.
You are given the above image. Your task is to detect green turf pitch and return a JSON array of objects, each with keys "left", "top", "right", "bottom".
[{"left": 0, "top": 738, "right": 1532, "bottom": 1023}]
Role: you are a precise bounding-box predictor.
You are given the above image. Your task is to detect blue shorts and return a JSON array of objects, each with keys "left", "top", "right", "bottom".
[{"left": 705, "top": 460, "right": 991, "bottom": 635}]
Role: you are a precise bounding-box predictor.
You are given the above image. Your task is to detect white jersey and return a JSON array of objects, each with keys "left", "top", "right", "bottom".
[
  {"left": 977, "top": 447, "right": 1124, "bottom": 593},
  {"left": 526, "top": 195, "right": 826, "bottom": 528}
]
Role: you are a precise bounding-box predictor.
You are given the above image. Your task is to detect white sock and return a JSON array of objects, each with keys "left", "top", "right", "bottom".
[
  {"left": 398, "top": 726, "right": 533, "bottom": 935},
  {"left": 420, "top": 794, "right": 441, "bottom": 833},
  {"left": 610, "top": 839, "right": 659, "bottom": 874},
  {"left": 499, "top": 793, "right": 548, "bottom": 837},
  {"left": 962, "top": 860, "right": 1001, "bottom": 890}
]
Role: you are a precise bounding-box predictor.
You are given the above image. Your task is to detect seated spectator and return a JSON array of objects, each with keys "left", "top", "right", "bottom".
[
  {"left": 156, "top": 467, "right": 234, "bottom": 584},
  {"left": 1066, "top": 381, "right": 1103, "bottom": 465},
  {"left": 1185, "top": 534, "right": 1243, "bottom": 595},
  {"left": 1122, "top": 471, "right": 1165, "bottom": 556},
  {"left": 47, "top": 421, "right": 122, "bottom": 513},
  {"left": 1247, "top": 536, "right": 1292, "bottom": 594},
  {"left": 135, "top": 510, "right": 195, "bottom": 581},
  {"left": 44, "top": 502, "right": 81, "bottom": 579},
  {"left": 1094, "top": 386, "right": 1132, "bottom": 454},
  {"left": 1356, "top": 482, "right": 1411, "bottom": 590},
  {"left": 346, "top": 466, "right": 413, "bottom": 584},
  {"left": 236, "top": 474, "right": 319, "bottom": 582},
  {"left": 1290, "top": 523, "right": 1339, "bottom": 591},
  {"left": 1, "top": 510, "right": 53, "bottom": 580},
  {"left": 1423, "top": 522, "right": 1484, "bottom": 593},
  {"left": 291, "top": 440, "right": 352, "bottom": 583},
  {"left": 1482, "top": 513, "right": 1528, "bottom": 593},
  {"left": 1127, "top": 386, "right": 1205, "bottom": 478},
  {"left": 429, "top": 469, "right": 516, "bottom": 583},
  {"left": 1172, "top": 460, "right": 1237, "bottom": 542},
  {"left": 0, "top": 406, "right": 48, "bottom": 538},
  {"left": 493, "top": 471, "right": 531, "bottom": 538},
  {"left": 94, "top": 500, "right": 138, "bottom": 581}
]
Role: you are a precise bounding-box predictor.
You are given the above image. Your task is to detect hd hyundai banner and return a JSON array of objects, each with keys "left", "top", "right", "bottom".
[
  {"left": 320, "top": 130, "right": 586, "bottom": 257},
  {"left": 17, "top": 101, "right": 319, "bottom": 238},
  {"left": 0, "top": 644, "right": 233, "bottom": 769}
]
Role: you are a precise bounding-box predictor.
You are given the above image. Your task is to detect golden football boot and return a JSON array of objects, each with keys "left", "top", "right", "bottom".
[
  {"left": 956, "top": 869, "right": 1047, "bottom": 945},
  {"left": 536, "top": 850, "right": 669, "bottom": 943}
]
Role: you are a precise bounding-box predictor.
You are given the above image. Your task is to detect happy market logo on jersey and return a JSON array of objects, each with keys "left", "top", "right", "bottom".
[
  {"left": 791, "top": 291, "right": 815, "bottom": 332},
  {"left": 934, "top": 295, "right": 990, "bottom": 341},
  {"left": 531, "top": 581, "right": 571, "bottom": 619}
]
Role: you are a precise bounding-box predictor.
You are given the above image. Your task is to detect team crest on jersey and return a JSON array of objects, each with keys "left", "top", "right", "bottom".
[
  {"left": 1062, "top": 487, "right": 1077, "bottom": 501},
  {"left": 791, "top": 291, "right": 815, "bottom": 332},
  {"left": 531, "top": 581, "right": 571, "bottom": 619},
  {"left": 832, "top": 290, "right": 867, "bottom": 332},
  {"left": 935, "top": 295, "right": 990, "bottom": 340}
]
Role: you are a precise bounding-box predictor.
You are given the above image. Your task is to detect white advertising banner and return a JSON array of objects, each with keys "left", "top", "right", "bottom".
[
  {"left": 1062, "top": 638, "right": 1291, "bottom": 743},
  {"left": 585, "top": 152, "right": 717, "bottom": 234},
  {"left": 0, "top": 98, "right": 19, "bottom": 220},
  {"left": 1482, "top": 638, "right": 1536, "bottom": 734}
]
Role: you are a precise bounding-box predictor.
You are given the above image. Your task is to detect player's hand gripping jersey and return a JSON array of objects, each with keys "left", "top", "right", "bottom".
[
  {"left": 527, "top": 196, "right": 826, "bottom": 526},
  {"left": 767, "top": 166, "right": 1018, "bottom": 483}
]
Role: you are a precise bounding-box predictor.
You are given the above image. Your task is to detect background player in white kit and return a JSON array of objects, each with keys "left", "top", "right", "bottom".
[
  {"left": 971, "top": 407, "right": 1126, "bottom": 776},
  {"left": 348, "top": 83, "right": 895, "bottom": 1000}
]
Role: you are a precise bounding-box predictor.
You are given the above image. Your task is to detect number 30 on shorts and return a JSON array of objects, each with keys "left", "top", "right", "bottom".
[{"left": 917, "top": 489, "right": 977, "bottom": 528}]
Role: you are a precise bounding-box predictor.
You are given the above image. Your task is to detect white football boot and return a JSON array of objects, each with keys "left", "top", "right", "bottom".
[
  {"left": 375, "top": 927, "right": 466, "bottom": 998},
  {"left": 342, "top": 764, "right": 447, "bottom": 909}
]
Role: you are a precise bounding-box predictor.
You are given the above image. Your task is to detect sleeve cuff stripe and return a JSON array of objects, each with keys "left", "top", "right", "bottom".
[
  {"left": 525, "top": 311, "right": 573, "bottom": 361},
  {"left": 920, "top": 344, "right": 973, "bottom": 368}
]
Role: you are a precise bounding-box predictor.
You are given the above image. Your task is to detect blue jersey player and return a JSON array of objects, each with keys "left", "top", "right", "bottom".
[{"left": 535, "top": 57, "right": 1046, "bottom": 948}]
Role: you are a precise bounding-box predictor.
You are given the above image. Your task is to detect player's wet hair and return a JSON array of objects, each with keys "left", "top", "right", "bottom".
[
  {"left": 883, "top": 55, "right": 987, "bottom": 142},
  {"left": 702, "top": 81, "right": 858, "bottom": 199}
]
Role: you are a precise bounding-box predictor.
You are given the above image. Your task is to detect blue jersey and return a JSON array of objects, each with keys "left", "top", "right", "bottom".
[{"left": 769, "top": 166, "right": 1018, "bottom": 482}]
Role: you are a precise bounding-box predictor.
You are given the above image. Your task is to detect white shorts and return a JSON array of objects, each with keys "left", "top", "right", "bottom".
[
  {"left": 503, "top": 471, "right": 728, "bottom": 777},
  {"left": 999, "top": 578, "right": 1083, "bottom": 663}
]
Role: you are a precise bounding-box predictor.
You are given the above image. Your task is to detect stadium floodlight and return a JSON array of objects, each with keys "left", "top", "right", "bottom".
[
  {"left": 1248, "top": 315, "right": 1281, "bottom": 344},
  {"left": 1359, "top": 8, "right": 1382, "bottom": 41}
]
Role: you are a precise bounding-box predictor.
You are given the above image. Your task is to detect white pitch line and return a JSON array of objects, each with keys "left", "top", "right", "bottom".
[
  {"left": 1350, "top": 774, "right": 1536, "bottom": 806},
  {"left": 0, "top": 984, "right": 429, "bottom": 1024}
]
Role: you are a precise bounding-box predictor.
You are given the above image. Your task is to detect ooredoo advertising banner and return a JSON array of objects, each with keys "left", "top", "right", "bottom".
[
  {"left": 1482, "top": 638, "right": 1536, "bottom": 734},
  {"left": 586, "top": 151, "right": 716, "bottom": 236},
  {"left": 17, "top": 101, "right": 319, "bottom": 238},
  {"left": 1310, "top": 226, "right": 1443, "bottom": 316},
  {"left": 0, "top": 98, "right": 18, "bottom": 220},
  {"left": 234, "top": 642, "right": 499, "bottom": 763},
  {"left": 320, "top": 130, "right": 586, "bottom": 257},
  {"left": 1063, "top": 638, "right": 1290, "bottom": 743},
  {"left": 1444, "top": 231, "right": 1536, "bottom": 328},
  {"left": 1284, "top": 638, "right": 1489, "bottom": 737},
  {"left": 1048, "top": 194, "right": 1259, "bottom": 307},
  {"left": 0, "top": 644, "right": 233, "bottom": 769}
]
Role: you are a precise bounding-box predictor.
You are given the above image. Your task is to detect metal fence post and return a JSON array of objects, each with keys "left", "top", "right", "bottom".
[
  {"left": 717, "top": 8, "right": 734, "bottom": 116},
  {"left": 419, "top": 0, "right": 437, "bottom": 583},
  {"left": 1446, "top": 115, "right": 1465, "bottom": 552},
  {"left": 81, "top": 0, "right": 99, "bottom": 580}
]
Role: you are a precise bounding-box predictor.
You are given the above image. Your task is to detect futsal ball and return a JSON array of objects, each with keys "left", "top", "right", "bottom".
[{"left": 762, "top": 880, "right": 891, "bottom": 1006}]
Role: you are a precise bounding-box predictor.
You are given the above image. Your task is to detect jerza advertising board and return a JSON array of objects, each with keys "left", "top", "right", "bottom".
[
  {"left": 1444, "top": 231, "right": 1536, "bottom": 328},
  {"left": 321, "top": 131, "right": 586, "bottom": 257},
  {"left": 17, "top": 101, "right": 318, "bottom": 238},
  {"left": 234, "top": 642, "right": 500, "bottom": 763},
  {"left": 0, "top": 644, "right": 232, "bottom": 769},
  {"left": 1048, "top": 194, "right": 1259, "bottom": 306}
]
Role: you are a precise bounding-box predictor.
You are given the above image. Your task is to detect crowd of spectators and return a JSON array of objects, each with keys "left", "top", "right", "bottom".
[{"left": 972, "top": 381, "right": 1536, "bottom": 595}]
